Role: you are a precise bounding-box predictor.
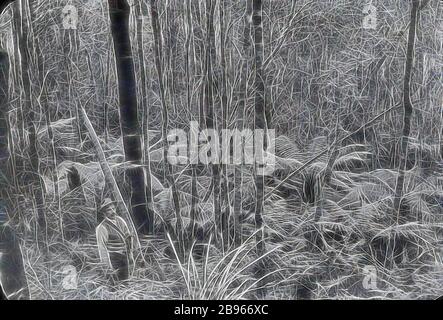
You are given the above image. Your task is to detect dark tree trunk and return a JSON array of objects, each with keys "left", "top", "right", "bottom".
[
  {"left": 394, "top": 0, "right": 420, "bottom": 218},
  {"left": 108, "top": 0, "right": 151, "bottom": 235}
]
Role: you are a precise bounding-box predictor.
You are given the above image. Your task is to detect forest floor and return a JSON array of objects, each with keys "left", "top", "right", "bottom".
[{"left": 13, "top": 134, "right": 443, "bottom": 300}]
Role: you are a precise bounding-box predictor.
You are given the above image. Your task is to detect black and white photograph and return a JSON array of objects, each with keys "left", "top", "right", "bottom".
[{"left": 0, "top": 0, "right": 442, "bottom": 302}]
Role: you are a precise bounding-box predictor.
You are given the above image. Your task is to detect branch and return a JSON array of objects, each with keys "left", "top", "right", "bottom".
[{"left": 79, "top": 105, "right": 142, "bottom": 251}]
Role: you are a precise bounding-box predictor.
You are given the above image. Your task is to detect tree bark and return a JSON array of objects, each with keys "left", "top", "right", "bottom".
[
  {"left": 252, "top": 0, "right": 267, "bottom": 297},
  {"left": 219, "top": 0, "right": 230, "bottom": 249},
  {"left": 108, "top": 0, "right": 151, "bottom": 235},
  {"left": 204, "top": 0, "right": 222, "bottom": 245},
  {"left": 134, "top": 0, "right": 155, "bottom": 234},
  {"left": 393, "top": 0, "right": 420, "bottom": 218},
  {"left": 233, "top": 0, "right": 253, "bottom": 247},
  {"left": 253, "top": 0, "right": 266, "bottom": 252},
  {"left": 149, "top": 0, "right": 184, "bottom": 254},
  {"left": 184, "top": 0, "right": 199, "bottom": 238}
]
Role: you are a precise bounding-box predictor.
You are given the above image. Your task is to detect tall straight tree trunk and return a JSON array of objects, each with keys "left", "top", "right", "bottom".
[
  {"left": 164, "top": 0, "right": 178, "bottom": 116},
  {"left": 253, "top": 0, "right": 266, "bottom": 254},
  {"left": 205, "top": 0, "right": 222, "bottom": 245},
  {"left": 252, "top": 0, "right": 267, "bottom": 297},
  {"left": 108, "top": 0, "right": 151, "bottom": 235},
  {"left": 394, "top": 0, "right": 420, "bottom": 218},
  {"left": 149, "top": 0, "right": 183, "bottom": 253},
  {"left": 233, "top": 0, "right": 253, "bottom": 247},
  {"left": 219, "top": 0, "right": 230, "bottom": 249},
  {"left": 194, "top": 2, "right": 206, "bottom": 134},
  {"left": 184, "top": 0, "right": 199, "bottom": 238},
  {"left": 134, "top": 0, "right": 155, "bottom": 234}
]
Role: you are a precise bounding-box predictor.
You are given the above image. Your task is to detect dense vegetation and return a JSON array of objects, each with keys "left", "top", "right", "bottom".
[{"left": 0, "top": 0, "right": 442, "bottom": 299}]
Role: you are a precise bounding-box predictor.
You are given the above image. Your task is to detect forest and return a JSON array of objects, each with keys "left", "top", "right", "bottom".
[{"left": 0, "top": 0, "right": 442, "bottom": 300}]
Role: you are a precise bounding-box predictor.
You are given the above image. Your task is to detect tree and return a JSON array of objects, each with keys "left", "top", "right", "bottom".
[
  {"left": 108, "top": 0, "right": 151, "bottom": 235},
  {"left": 233, "top": 0, "right": 253, "bottom": 247},
  {"left": 393, "top": 0, "right": 420, "bottom": 218},
  {"left": 134, "top": 0, "right": 155, "bottom": 234},
  {"left": 149, "top": 0, "right": 183, "bottom": 252},
  {"left": 204, "top": 0, "right": 222, "bottom": 244},
  {"left": 219, "top": 0, "right": 230, "bottom": 249},
  {"left": 184, "top": 0, "right": 199, "bottom": 237},
  {"left": 252, "top": 0, "right": 266, "bottom": 254},
  {"left": 252, "top": 0, "right": 267, "bottom": 297}
]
